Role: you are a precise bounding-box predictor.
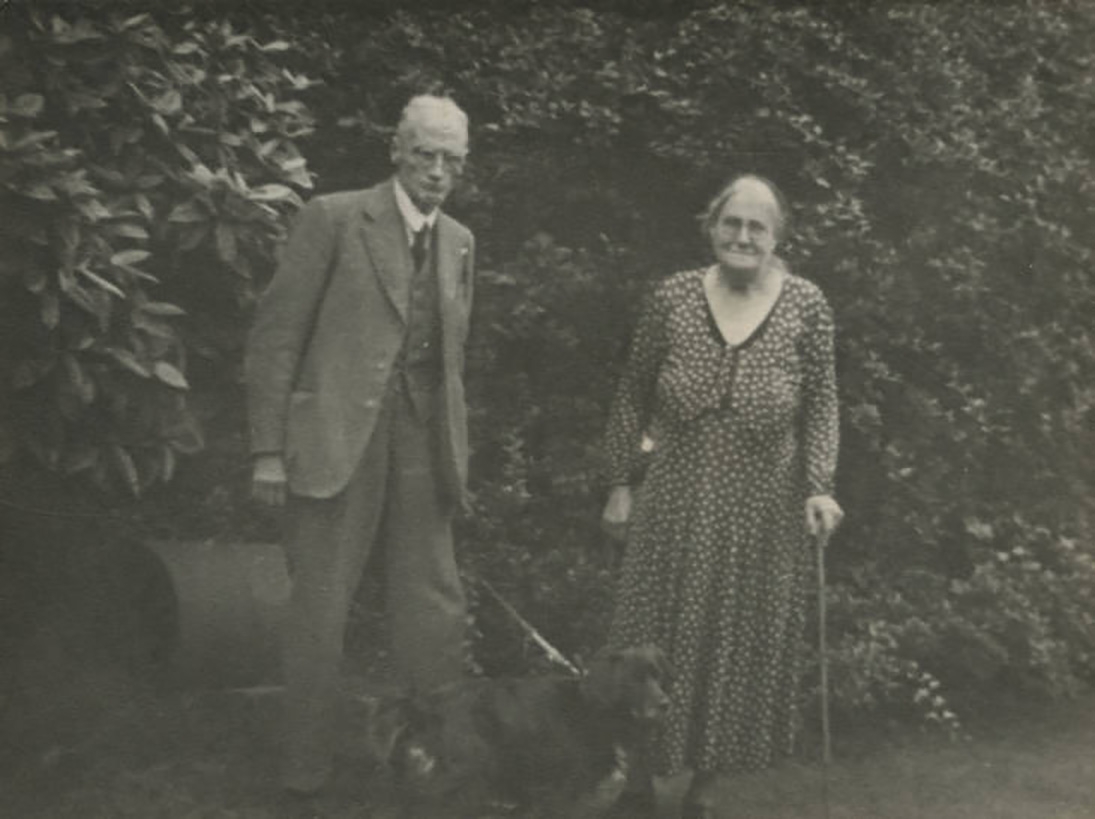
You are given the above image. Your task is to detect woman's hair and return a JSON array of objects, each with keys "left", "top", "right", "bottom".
[{"left": 699, "top": 173, "right": 790, "bottom": 241}]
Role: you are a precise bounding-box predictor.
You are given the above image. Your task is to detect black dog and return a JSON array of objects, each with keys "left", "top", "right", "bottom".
[{"left": 364, "top": 645, "right": 672, "bottom": 818}]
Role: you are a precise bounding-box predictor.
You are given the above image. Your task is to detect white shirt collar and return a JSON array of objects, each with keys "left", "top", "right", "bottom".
[{"left": 393, "top": 177, "right": 437, "bottom": 244}]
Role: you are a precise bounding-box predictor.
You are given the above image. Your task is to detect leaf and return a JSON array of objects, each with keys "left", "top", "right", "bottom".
[
  {"left": 106, "top": 222, "right": 150, "bottom": 240},
  {"left": 23, "top": 183, "right": 58, "bottom": 201},
  {"left": 215, "top": 222, "right": 238, "bottom": 263},
  {"left": 135, "top": 194, "right": 154, "bottom": 222},
  {"left": 964, "top": 518, "right": 995, "bottom": 542},
  {"left": 110, "top": 249, "right": 151, "bottom": 266},
  {"left": 152, "top": 89, "right": 183, "bottom": 116},
  {"left": 50, "top": 16, "right": 103, "bottom": 44},
  {"left": 22, "top": 265, "right": 47, "bottom": 294},
  {"left": 67, "top": 91, "right": 108, "bottom": 112},
  {"left": 154, "top": 361, "right": 189, "bottom": 390},
  {"left": 260, "top": 39, "right": 290, "bottom": 52},
  {"left": 168, "top": 200, "right": 209, "bottom": 224},
  {"left": 248, "top": 183, "right": 298, "bottom": 203},
  {"left": 10, "top": 94, "right": 45, "bottom": 118},
  {"left": 11, "top": 357, "right": 56, "bottom": 389},
  {"left": 41, "top": 291, "right": 60, "bottom": 328},
  {"left": 161, "top": 445, "right": 176, "bottom": 482},
  {"left": 141, "top": 301, "right": 186, "bottom": 317},
  {"left": 78, "top": 266, "right": 126, "bottom": 298},
  {"left": 62, "top": 447, "right": 99, "bottom": 475},
  {"left": 133, "top": 312, "right": 175, "bottom": 340},
  {"left": 62, "top": 353, "right": 95, "bottom": 404},
  {"left": 165, "top": 413, "right": 204, "bottom": 454},
  {"left": 111, "top": 445, "right": 141, "bottom": 497},
  {"left": 120, "top": 13, "right": 152, "bottom": 31},
  {"left": 189, "top": 163, "right": 216, "bottom": 186},
  {"left": 177, "top": 223, "right": 210, "bottom": 251},
  {"left": 107, "top": 347, "right": 150, "bottom": 377},
  {"left": 285, "top": 165, "right": 313, "bottom": 189},
  {"left": 74, "top": 198, "right": 112, "bottom": 222},
  {"left": 10, "top": 129, "right": 58, "bottom": 151}
]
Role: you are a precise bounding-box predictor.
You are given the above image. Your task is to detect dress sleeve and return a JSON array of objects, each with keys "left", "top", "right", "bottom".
[
  {"left": 800, "top": 289, "right": 839, "bottom": 497},
  {"left": 604, "top": 284, "right": 668, "bottom": 486}
]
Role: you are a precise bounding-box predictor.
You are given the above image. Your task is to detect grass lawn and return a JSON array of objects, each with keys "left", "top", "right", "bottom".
[
  {"left": 660, "top": 696, "right": 1095, "bottom": 818},
  {"left": 4, "top": 651, "right": 1094, "bottom": 819},
  {"left": 2, "top": 539, "right": 1093, "bottom": 818}
]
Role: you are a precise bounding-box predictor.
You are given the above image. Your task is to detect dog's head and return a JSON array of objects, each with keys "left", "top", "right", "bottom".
[{"left": 580, "top": 644, "right": 673, "bottom": 724}]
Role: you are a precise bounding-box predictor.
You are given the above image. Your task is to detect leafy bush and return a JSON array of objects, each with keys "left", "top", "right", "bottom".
[
  {"left": 317, "top": 2, "right": 1095, "bottom": 715},
  {"left": 4, "top": 1, "right": 1094, "bottom": 730},
  {"left": 0, "top": 7, "right": 315, "bottom": 495}
]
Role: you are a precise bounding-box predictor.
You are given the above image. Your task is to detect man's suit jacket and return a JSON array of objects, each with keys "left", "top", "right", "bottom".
[{"left": 245, "top": 179, "right": 475, "bottom": 502}]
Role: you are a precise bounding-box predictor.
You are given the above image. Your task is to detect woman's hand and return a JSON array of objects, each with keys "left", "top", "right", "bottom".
[
  {"left": 601, "top": 485, "right": 633, "bottom": 542},
  {"left": 805, "top": 494, "right": 843, "bottom": 539}
]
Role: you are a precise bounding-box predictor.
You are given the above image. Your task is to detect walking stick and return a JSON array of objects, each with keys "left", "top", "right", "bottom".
[{"left": 816, "top": 530, "right": 832, "bottom": 767}]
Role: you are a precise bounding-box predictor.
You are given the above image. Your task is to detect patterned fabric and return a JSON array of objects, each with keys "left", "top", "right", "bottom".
[{"left": 605, "top": 267, "right": 839, "bottom": 775}]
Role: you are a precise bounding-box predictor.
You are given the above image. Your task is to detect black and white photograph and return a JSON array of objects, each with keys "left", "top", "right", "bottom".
[{"left": 1, "top": 1, "right": 1094, "bottom": 817}]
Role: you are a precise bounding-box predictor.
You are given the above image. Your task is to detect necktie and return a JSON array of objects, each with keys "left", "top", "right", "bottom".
[{"left": 412, "top": 225, "right": 429, "bottom": 272}]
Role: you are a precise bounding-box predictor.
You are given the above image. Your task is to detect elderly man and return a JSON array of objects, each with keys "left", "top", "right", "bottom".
[{"left": 245, "top": 94, "right": 475, "bottom": 795}]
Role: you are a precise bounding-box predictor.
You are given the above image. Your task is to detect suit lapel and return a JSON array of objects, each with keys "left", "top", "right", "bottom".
[
  {"left": 360, "top": 181, "right": 411, "bottom": 323},
  {"left": 435, "top": 214, "right": 464, "bottom": 367},
  {"left": 435, "top": 215, "right": 461, "bottom": 303}
]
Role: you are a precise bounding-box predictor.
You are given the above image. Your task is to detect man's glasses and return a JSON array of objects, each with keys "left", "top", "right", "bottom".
[{"left": 411, "top": 146, "right": 467, "bottom": 174}]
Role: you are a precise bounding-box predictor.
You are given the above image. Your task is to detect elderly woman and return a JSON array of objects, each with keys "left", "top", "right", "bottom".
[{"left": 601, "top": 174, "right": 843, "bottom": 818}]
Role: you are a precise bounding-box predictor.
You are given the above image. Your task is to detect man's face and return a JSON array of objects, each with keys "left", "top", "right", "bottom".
[{"left": 391, "top": 114, "right": 468, "bottom": 213}]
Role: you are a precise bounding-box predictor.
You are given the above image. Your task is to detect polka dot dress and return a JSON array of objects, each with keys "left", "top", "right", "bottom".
[{"left": 605, "top": 266, "right": 839, "bottom": 775}]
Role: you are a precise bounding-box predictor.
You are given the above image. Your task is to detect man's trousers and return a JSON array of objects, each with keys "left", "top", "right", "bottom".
[{"left": 279, "top": 381, "right": 467, "bottom": 792}]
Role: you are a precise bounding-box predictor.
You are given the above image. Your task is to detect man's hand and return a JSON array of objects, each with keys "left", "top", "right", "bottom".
[
  {"left": 252, "top": 454, "right": 288, "bottom": 507},
  {"left": 601, "top": 485, "right": 633, "bottom": 543},
  {"left": 805, "top": 494, "right": 844, "bottom": 540}
]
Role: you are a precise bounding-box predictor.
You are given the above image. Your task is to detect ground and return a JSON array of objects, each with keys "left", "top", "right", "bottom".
[{"left": 2, "top": 536, "right": 1094, "bottom": 818}]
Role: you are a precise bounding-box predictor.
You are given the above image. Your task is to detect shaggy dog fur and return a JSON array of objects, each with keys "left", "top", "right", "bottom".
[{"left": 364, "top": 645, "right": 672, "bottom": 818}]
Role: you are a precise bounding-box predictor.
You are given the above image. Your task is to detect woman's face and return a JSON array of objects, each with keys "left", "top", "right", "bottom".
[{"left": 709, "top": 185, "right": 780, "bottom": 276}]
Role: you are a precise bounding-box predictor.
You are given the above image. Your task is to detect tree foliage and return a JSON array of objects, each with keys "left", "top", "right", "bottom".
[
  {"left": 3, "top": 1, "right": 1094, "bottom": 721},
  {"left": 0, "top": 7, "right": 315, "bottom": 494}
]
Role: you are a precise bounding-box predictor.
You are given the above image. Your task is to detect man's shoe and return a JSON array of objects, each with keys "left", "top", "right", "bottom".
[{"left": 276, "top": 785, "right": 325, "bottom": 819}]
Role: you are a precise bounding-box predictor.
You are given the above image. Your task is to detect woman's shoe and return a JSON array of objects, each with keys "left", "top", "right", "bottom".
[
  {"left": 608, "top": 767, "right": 658, "bottom": 818},
  {"left": 680, "top": 771, "right": 719, "bottom": 819},
  {"left": 608, "top": 788, "right": 658, "bottom": 818}
]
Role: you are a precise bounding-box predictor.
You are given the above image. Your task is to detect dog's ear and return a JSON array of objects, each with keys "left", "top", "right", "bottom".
[{"left": 580, "top": 648, "right": 625, "bottom": 708}]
